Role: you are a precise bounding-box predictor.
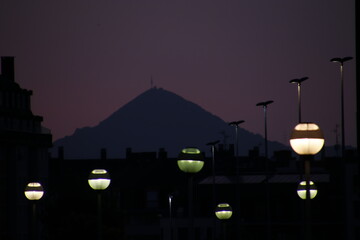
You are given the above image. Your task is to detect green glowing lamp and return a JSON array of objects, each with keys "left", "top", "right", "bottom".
[
  {"left": 215, "top": 203, "right": 233, "bottom": 220},
  {"left": 297, "top": 181, "right": 318, "bottom": 199},
  {"left": 88, "top": 169, "right": 111, "bottom": 190},
  {"left": 177, "top": 147, "right": 204, "bottom": 173}
]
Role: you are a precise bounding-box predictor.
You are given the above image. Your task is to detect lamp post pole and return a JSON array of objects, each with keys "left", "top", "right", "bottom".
[
  {"left": 177, "top": 148, "right": 204, "bottom": 240},
  {"left": 290, "top": 122, "right": 324, "bottom": 240},
  {"left": 330, "top": 57, "right": 353, "bottom": 158},
  {"left": 290, "top": 77, "right": 308, "bottom": 123},
  {"left": 256, "top": 100, "right": 273, "bottom": 240},
  {"left": 206, "top": 140, "right": 220, "bottom": 240},
  {"left": 229, "top": 120, "right": 245, "bottom": 240},
  {"left": 215, "top": 203, "right": 233, "bottom": 240},
  {"left": 168, "top": 195, "right": 173, "bottom": 240},
  {"left": 88, "top": 169, "right": 111, "bottom": 240},
  {"left": 330, "top": 56, "right": 354, "bottom": 240},
  {"left": 304, "top": 155, "right": 312, "bottom": 240},
  {"left": 256, "top": 101, "right": 274, "bottom": 159},
  {"left": 24, "top": 182, "right": 44, "bottom": 240}
]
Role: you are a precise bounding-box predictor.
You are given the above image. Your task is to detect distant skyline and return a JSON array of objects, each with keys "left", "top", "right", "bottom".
[{"left": 0, "top": 0, "right": 356, "bottom": 148}]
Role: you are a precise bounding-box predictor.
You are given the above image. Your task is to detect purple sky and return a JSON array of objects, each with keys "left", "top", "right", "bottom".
[{"left": 0, "top": 0, "right": 356, "bottom": 148}]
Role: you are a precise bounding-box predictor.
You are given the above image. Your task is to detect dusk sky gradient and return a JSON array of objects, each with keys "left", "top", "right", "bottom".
[{"left": 0, "top": 0, "right": 356, "bottom": 148}]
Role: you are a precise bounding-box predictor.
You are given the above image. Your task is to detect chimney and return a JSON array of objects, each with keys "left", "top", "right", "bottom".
[
  {"left": 1, "top": 57, "right": 15, "bottom": 81},
  {"left": 101, "top": 148, "right": 107, "bottom": 160}
]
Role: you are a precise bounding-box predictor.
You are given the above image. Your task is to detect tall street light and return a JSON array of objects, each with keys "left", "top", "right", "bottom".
[
  {"left": 256, "top": 100, "right": 273, "bottom": 240},
  {"left": 229, "top": 120, "right": 245, "bottom": 240},
  {"left": 24, "top": 182, "right": 44, "bottom": 240},
  {"left": 177, "top": 147, "right": 204, "bottom": 240},
  {"left": 330, "top": 56, "right": 354, "bottom": 240},
  {"left": 256, "top": 100, "right": 274, "bottom": 159},
  {"left": 206, "top": 140, "right": 220, "bottom": 240},
  {"left": 330, "top": 56, "right": 353, "bottom": 158},
  {"left": 289, "top": 77, "right": 308, "bottom": 123},
  {"left": 290, "top": 122, "right": 324, "bottom": 240},
  {"left": 88, "top": 169, "right": 111, "bottom": 240}
]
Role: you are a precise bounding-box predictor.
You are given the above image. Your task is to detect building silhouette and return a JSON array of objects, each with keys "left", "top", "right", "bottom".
[
  {"left": 0, "top": 57, "right": 52, "bottom": 239},
  {"left": 47, "top": 145, "right": 359, "bottom": 240}
]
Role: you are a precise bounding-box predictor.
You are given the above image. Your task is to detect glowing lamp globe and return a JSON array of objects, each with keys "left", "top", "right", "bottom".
[
  {"left": 215, "top": 203, "right": 233, "bottom": 220},
  {"left": 177, "top": 147, "right": 204, "bottom": 173},
  {"left": 24, "top": 182, "right": 44, "bottom": 200},
  {"left": 290, "top": 123, "right": 325, "bottom": 155},
  {"left": 88, "top": 169, "right": 111, "bottom": 190},
  {"left": 297, "top": 181, "right": 318, "bottom": 199}
]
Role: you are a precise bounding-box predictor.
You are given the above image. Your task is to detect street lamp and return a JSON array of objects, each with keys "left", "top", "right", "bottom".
[
  {"left": 215, "top": 203, "right": 232, "bottom": 240},
  {"left": 88, "top": 169, "right": 111, "bottom": 190},
  {"left": 88, "top": 169, "right": 111, "bottom": 240},
  {"left": 24, "top": 182, "right": 44, "bottom": 240},
  {"left": 206, "top": 140, "right": 220, "bottom": 240},
  {"left": 229, "top": 120, "right": 244, "bottom": 240},
  {"left": 25, "top": 182, "right": 44, "bottom": 201},
  {"left": 178, "top": 147, "right": 204, "bottom": 240},
  {"left": 256, "top": 100, "right": 273, "bottom": 240},
  {"left": 289, "top": 77, "right": 308, "bottom": 123},
  {"left": 290, "top": 122, "right": 324, "bottom": 240},
  {"left": 215, "top": 203, "right": 233, "bottom": 220},
  {"left": 177, "top": 147, "right": 204, "bottom": 173},
  {"left": 256, "top": 100, "right": 274, "bottom": 159},
  {"left": 290, "top": 122, "right": 325, "bottom": 156},
  {"left": 297, "top": 181, "right": 318, "bottom": 200},
  {"left": 229, "top": 120, "right": 245, "bottom": 159},
  {"left": 330, "top": 56, "right": 353, "bottom": 158}
]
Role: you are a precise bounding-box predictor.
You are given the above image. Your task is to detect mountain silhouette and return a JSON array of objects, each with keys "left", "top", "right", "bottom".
[{"left": 51, "top": 87, "right": 287, "bottom": 159}]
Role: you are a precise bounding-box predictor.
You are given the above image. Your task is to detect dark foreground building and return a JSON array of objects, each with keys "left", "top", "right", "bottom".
[
  {"left": 0, "top": 57, "right": 52, "bottom": 239},
  {"left": 46, "top": 146, "right": 359, "bottom": 240}
]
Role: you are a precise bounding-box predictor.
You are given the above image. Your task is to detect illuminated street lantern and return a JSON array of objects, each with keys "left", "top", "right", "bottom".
[
  {"left": 215, "top": 203, "right": 233, "bottom": 220},
  {"left": 177, "top": 147, "right": 204, "bottom": 173},
  {"left": 88, "top": 169, "right": 111, "bottom": 190},
  {"left": 290, "top": 122, "right": 324, "bottom": 155},
  {"left": 24, "top": 182, "right": 44, "bottom": 201},
  {"left": 297, "top": 181, "right": 318, "bottom": 200}
]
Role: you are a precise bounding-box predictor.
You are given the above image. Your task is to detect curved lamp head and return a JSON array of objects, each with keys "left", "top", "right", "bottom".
[
  {"left": 177, "top": 147, "right": 204, "bottom": 173},
  {"left": 297, "top": 181, "right": 318, "bottom": 199},
  {"left": 330, "top": 56, "right": 353, "bottom": 64},
  {"left": 215, "top": 203, "right": 233, "bottom": 220},
  {"left": 24, "top": 182, "right": 44, "bottom": 201},
  {"left": 290, "top": 122, "right": 324, "bottom": 155},
  {"left": 88, "top": 169, "right": 111, "bottom": 190}
]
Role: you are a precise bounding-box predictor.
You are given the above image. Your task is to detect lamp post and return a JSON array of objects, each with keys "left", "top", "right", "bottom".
[
  {"left": 229, "top": 120, "right": 244, "bottom": 240},
  {"left": 24, "top": 182, "right": 44, "bottom": 240},
  {"left": 330, "top": 56, "right": 353, "bottom": 158},
  {"left": 331, "top": 56, "right": 354, "bottom": 240},
  {"left": 88, "top": 169, "right": 111, "bottom": 240},
  {"left": 289, "top": 77, "right": 308, "bottom": 123},
  {"left": 290, "top": 122, "right": 324, "bottom": 240},
  {"left": 215, "top": 203, "right": 233, "bottom": 240},
  {"left": 206, "top": 140, "right": 220, "bottom": 240},
  {"left": 256, "top": 100, "right": 274, "bottom": 159},
  {"left": 256, "top": 100, "right": 273, "bottom": 240},
  {"left": 168, "top": 195, "right": 173, "bottom": 240},
  {"left": 177, "top": 147, "right": 204, "bottom": 240},
  {"left": 229, "top": 120, "right": 245, "bottom": 168}
]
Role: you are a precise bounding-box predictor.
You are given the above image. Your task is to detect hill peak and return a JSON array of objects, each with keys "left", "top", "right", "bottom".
[{"left": 52, "top": 88, "right": 285, "bottom": 159}]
